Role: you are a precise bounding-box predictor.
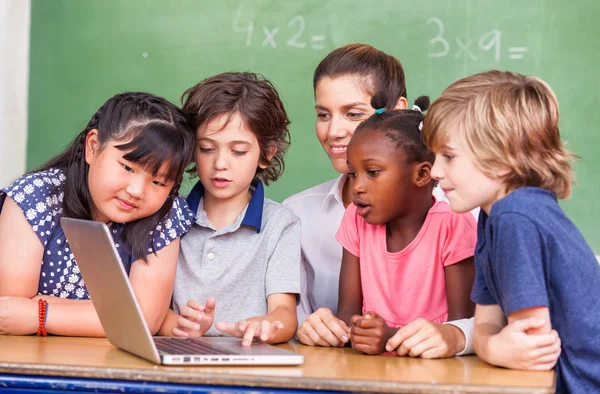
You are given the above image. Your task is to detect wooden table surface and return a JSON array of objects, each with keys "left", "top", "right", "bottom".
[{"left": 0, "top": 336, "right": 555, "bottom": 393}]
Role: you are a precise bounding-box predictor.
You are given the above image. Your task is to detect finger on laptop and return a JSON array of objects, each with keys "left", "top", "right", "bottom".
[
  {"left": 241, "top": 321, "right": 259, "bottom": 346},
  {"left": 259, "top": 320, "right": 283, "bottom": 342},
  {"left": 259, "top": 319, "right": 271, "bottom": 342}
]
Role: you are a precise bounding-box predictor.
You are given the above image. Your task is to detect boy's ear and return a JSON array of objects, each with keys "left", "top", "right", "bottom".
[
  {"left": 494, "top": 166, "right": 511, "bottom": 178},
  {"left": 394, "top": 97, "right": 408, "bottom": 110},
  {"left": 258, "top": 143, "right": 278, "bottom": 169},
  {"left": 413, "top": 162, "right": 432, "bottom": 187},
  {"left": 84, "top": 129, "right": 100, "bottom": 165}
]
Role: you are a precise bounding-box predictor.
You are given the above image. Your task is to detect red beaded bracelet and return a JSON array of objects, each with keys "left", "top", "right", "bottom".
[{"left": 37, "top": 299, "right": 48, "bottom": 337}]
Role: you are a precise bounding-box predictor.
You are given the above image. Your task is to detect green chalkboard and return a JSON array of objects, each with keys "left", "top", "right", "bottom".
[{"left": 28, "top": 0, "right": 600, "bottom": 252}]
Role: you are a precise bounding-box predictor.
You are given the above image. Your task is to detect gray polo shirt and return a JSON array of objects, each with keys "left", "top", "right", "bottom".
[{"left": 173, "top": 180, "right": 301, "bottom": 336}]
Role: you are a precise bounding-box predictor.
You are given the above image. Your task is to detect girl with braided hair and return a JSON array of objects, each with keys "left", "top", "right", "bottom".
[
  {"left": 0, "top": 91, "right": 195, "bottom": 337},
  {"left": 301, "top": 98, "right": 479, "bottom": 356}
]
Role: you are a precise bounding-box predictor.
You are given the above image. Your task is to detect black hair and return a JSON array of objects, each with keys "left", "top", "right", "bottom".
[
  {"left": 313, "top": 43, "right": 407, "bottom": 110},
  {"left": 34, "top": 92, "right": 194, "bottom": 261},
  {"left": 355, "top": 96, "right": 433, "bottom": 164}
]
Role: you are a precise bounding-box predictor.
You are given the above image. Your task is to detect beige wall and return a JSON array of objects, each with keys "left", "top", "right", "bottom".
[{"left": 0, "top": 0, "right": 30, "bottom": 188}]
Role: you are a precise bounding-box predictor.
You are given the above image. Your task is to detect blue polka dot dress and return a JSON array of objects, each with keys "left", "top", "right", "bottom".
[{"left": 0, "top": 168, "right": 194, "bottom": 299}]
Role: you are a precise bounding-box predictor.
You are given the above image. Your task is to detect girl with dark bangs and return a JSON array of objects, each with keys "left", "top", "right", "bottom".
[{"left": 0, "top": 92, "right": 195, "bottom": 337}]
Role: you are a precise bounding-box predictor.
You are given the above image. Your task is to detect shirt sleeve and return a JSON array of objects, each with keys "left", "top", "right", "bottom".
[
  {"left": 149, "top": 196, "right": 194, "bottom": 254},
  {"left": 442, "top": 211, "right": 477, "bottom": 267},
  {"left": 0, "top": 171, "right": 64, "bottom": 247},
  {"left": 487, "top": 213, "right": 550, "bottom": 316},
  {"left": 470, "top": 254, "right": 497, "bottom": 305},
  {"left": 444, "top": 317, "right": 475, "bottom": 356},
  {"left": 296, "top": 253, "right": 313, "bottom": 324},
  {"left": 335, "top": 203, "right": 360, "bottom": 257},
  {"left": 265, "top": 212, "right": 302, "bottom": 297}
]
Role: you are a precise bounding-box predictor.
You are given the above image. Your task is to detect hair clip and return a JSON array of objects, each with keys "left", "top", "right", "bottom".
[
  {"left": 418, "top": 121, "right": 423, "bottom": 131},
  {"left": 374, "top": 108, "right": 385, "bottom": 114},
  {"left": 412, "top": 105, "right": 422, "bottom": 113}
]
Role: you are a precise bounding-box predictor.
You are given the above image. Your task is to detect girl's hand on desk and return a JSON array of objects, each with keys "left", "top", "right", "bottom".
[
  {"left": 216, "top": 318, "right": 284, "bottom": 347},
  {"left": 0, "top": 296, "right": 38, "bottom": 336},
  {"left": 172, "top": 298, "right": 215, "bottom": 337},
  {"left": 350, "top": 312, "right": 395, "bottom": 355},
  {"left": 487, "top": 318, "right": 561, "bottom": 371},
  {"left": 296, "top": 308, "right": 349, "bottom": 347},
  {"left": 386, "top": 318, "right": 463, "bottom": 358}
]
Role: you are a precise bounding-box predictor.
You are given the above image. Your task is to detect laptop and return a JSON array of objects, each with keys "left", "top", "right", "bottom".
[{"left": 61, "top": 217, "right": 304, "bottom": 366}]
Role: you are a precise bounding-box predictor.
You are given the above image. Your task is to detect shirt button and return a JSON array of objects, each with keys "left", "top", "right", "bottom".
[{"left": 207, "top": 253, "right": 215, "bottom": 260}]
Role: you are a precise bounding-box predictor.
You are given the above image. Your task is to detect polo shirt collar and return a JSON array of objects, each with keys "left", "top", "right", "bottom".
[{"left": 186, "top": 179, "right": 265, "bottom": 233}]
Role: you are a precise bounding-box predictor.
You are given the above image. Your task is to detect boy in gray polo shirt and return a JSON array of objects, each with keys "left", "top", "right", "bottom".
[{"left": 159, "top": 72, "right": 301, "bottom": 346}]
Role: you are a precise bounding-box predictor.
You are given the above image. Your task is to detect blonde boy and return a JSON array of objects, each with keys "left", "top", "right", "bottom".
[{"left": 422, "top": 70, "right": 600, "bottom": 393}]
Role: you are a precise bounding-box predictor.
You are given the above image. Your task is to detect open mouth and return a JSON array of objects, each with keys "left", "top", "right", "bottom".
[
  {"left": 211, "top": 177, "right": 231, "bottom": 187},
  {"left": 353, "top": 200, "right": 372, "bottom": 217}
]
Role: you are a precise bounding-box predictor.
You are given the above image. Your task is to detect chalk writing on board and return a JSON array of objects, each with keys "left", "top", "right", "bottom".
[
  {"left": 233, "top": 4, "right": 326, "bottom": 49},
  {"left": 427, "top": 17, "right": 527, "bottom": 62}
]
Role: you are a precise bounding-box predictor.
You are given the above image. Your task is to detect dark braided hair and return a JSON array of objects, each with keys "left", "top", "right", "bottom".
[
  {"left": 355, "top": 96, "right": 433, "bottom": 164},
  {"left": 33, "top": 92, "right": 194, "bottom": 261}
]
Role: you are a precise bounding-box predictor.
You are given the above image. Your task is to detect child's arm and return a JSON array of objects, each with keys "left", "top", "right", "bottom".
[
  {"left": 216, "top": 293, "right": 297, "bottom": 346},
  {"left": 0, "top": 197, "right": 44, "bottom": 298},
  {"left": 296, "top": 255, "right": 313, "bottom": 326},
  {"left": 474, "top": 304, "right": 560, "bottom": 370},
  {"left": 507, "top": 307, "right": 552, "bottom": 334},
  {"left": 0, "top": 197, "right": 57, "bottom": 335},
  {"left": 127, "top": 241, "right": 179, "bottom": 334},
  {"left": 445, "top": 257, "right": 476, "bottom": 320},
  {"left": 473, "top": 303, "right": 508, "bottom": 362},
  {"left": 336, "top": 249, "right": 364, "bottom": 325}
]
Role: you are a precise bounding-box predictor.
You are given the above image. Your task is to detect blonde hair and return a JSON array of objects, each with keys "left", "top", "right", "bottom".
[{"left": 422, "top": 70, "right": 577, "bottom": 199}]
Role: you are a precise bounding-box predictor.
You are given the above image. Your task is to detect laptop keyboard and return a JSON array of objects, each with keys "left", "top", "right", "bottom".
[{"left": 154, "top": 337, "right": 230, "bottom": 355}]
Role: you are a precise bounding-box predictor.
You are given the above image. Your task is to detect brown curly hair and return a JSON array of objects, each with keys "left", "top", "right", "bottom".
[{"left": 181, "top": 72, "right": 291, "bottom": 185}]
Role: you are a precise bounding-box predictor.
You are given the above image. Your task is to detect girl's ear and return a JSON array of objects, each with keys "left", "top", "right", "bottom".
[
  {"left": 84, "top": 129, "right": 100, "bottom": 165},
  {"left": 394, "top": 97, "right": 408, "bottom": 110},
  {"left": 258, "top": 143, "right": 278, "bottom": 169},
  {"left": 413, "top": 161, "right": 432, "bottom": 187}
]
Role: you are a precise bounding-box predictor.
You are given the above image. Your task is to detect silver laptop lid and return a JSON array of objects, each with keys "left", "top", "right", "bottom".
[{"left": 61, "top": 217, "right": 161, "bottom": 364}]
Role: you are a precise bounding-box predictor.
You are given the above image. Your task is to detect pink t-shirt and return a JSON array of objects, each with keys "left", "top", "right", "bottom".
[{"left": 335, "top": 199, "right": 477, "bottom": 327}]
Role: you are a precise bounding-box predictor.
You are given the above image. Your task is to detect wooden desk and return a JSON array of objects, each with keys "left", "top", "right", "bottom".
[{"left": 0, "top": 336, "right": 554, "bottom": 393}]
